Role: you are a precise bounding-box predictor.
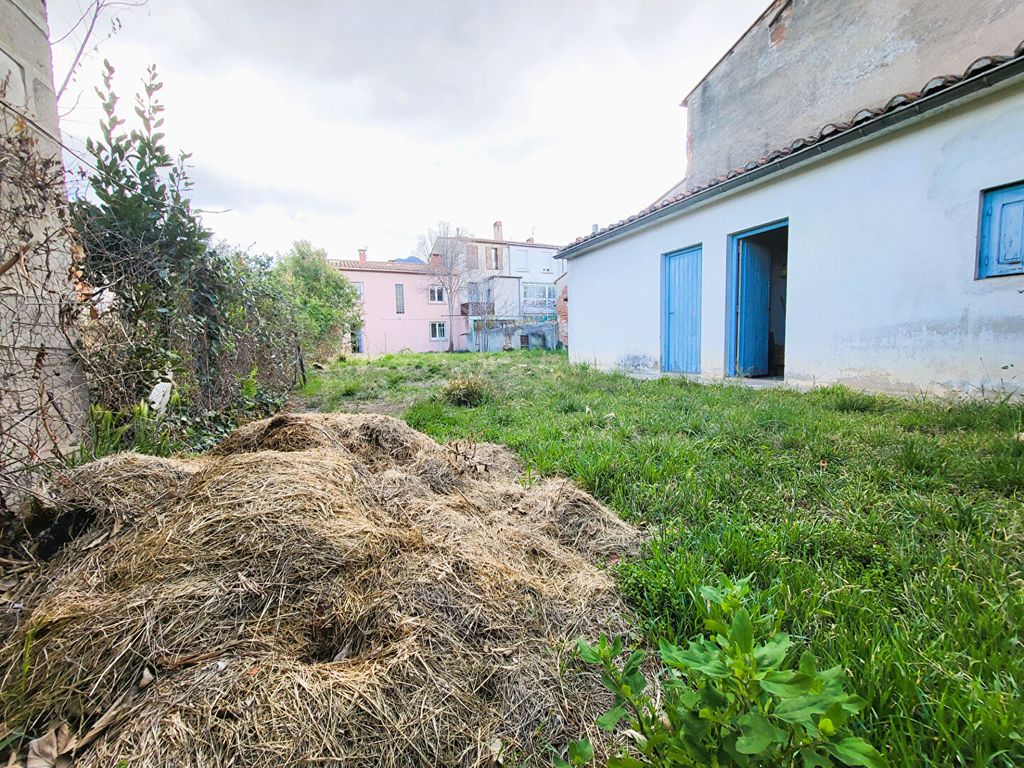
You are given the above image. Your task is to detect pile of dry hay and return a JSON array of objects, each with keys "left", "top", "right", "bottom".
[{"left": 0, "top": 413, "right": 639, "bottom": 767}]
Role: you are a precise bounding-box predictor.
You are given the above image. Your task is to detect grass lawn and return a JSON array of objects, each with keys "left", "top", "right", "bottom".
[{"left": 302, "top": 350, "right": 1023, "bottom": 767}]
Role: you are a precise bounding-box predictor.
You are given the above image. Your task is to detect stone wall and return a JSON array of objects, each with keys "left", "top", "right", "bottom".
[{"left": 1, "top": 0, "right": 88, "bottom": 512}]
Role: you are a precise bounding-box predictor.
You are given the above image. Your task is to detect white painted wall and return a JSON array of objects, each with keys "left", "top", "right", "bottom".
[
  {"left": 508, "top": 244, "right": 562, "bottom": 281},
  {"left": 568, "top": 81, "right": 1024, "bottom": 396}
]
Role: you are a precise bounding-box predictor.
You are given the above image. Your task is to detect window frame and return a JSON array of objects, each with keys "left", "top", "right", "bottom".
[
  {"left": 395, "top": 283, "right": 405, "bottom": 314},
  {"left": 352, "top": 281, "right": 364, "bottom": 299},
  {"left": 429, "top": 321, "right": 447, "bottom": 340},
  {"left": 978, "top": 180, "right": 1024, "bottom": 279},
  {"left": 523, "top": 283, "right": 556, "bottom": 302},
  {"left": 428, "top": 285, "right": 446, "bottom": 303}
]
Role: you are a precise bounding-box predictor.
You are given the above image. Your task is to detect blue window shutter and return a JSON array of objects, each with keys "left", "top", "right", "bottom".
[{"left": 979, "top": 183, "right": 1024, "bottom": 278}]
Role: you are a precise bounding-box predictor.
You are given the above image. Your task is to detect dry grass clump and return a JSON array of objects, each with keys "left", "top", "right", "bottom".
[
  {"left": 1, "top": 413, "right": 638, "bottom": 767},
  {"left": 440, "top": 375, "right": 490, "bottom": 407}
]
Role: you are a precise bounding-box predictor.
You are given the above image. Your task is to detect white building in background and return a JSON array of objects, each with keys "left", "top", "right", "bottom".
[
  {"left": 462, "top": 221, "right": 564, "bottom": 317},
  {"left": 559, "top": 2, "right": 1024, "bottom": 396},
  {"left": 435, "top": 221, "right": 566, "bottom": 350}
]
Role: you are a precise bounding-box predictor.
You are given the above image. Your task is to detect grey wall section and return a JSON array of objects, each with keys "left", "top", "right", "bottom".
[
  {"left": 1, "top": 0, "right": 59, "bottom": 134},
  {"left": 1, "top": 0, "right": 88, "bottom": 509},
  {"left": 678, "top": 0, "right": 1024, "bottom": 193}
]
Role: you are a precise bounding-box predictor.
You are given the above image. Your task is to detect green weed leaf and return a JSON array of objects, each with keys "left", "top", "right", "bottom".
[
  {"left": 730, "top": 608, "right": 754, "bottom": 654},
  {"left": 567, "top": 738, "right": 594, "bottom": 765},
  {"left": 759, "top": 670, "right": 814, "bottom": 697},
  {"left": 735, "top": 711, "right": 787, "bottom": 754},
  {"left": 826, "top": 737, "right": 887, "bottom": 768},
  {"left": 577, "top": 639, "right": 601, "bottom": 664},
  {"left": 754, "top": 633, "right": 792, "bottom": 669},
  {"left": 801, "top": 748, "right": 835, "bottom": 767},
  {"left": 607, "top": 757, "right": 646, "bottom": 768},
  {"left": 596, "top": 705, "right": 628, "bottom": 732}
]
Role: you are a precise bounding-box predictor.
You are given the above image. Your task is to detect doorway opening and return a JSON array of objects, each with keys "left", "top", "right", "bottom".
[{"left": 728, "top": 222, "right": 788, "bottom": 378}]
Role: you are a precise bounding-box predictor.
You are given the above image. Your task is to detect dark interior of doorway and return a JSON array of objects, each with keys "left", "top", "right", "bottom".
[{"left": 740, "top": 226, "right": 788, "bottom": 377}]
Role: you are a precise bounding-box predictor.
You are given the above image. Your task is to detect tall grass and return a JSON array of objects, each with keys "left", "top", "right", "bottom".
[{"left": 307, "top": 351, "right": 1024, "bottom": 767}]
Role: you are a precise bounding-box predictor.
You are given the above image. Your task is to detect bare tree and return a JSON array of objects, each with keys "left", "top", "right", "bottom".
[
  {"left": 53, "top": 0, "right": 148, "bottom": 109},
  {"left": 416, "top": 221, "right": 474, "bottom": 352}
]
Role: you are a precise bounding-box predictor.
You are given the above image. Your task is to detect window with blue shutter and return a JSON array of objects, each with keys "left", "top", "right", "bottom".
[{"left": 979, "top": 182, "right": 1024, "bottom": 279}]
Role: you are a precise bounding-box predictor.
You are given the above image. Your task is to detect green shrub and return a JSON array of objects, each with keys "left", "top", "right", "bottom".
[
  {"left": 560, "top": 577, "right": 885, "bottom": 768},
  {"left": 440, "top": 376, "right": 489, "bottom": 407}
]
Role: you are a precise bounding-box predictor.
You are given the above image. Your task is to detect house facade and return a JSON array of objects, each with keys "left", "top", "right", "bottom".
[
  {"left": 559, "top": 4, "right": 1024, "bottom": 396},
  {"left": 331, "top": 250, "right": 468, "bottom": 355},
  {"left": 436, "top": 221, "right": 566, "bottom": 350}
]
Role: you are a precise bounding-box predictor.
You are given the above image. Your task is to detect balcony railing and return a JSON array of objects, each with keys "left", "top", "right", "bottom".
[{"left": 461, "top": 301, "right": 494, "bottom": 316}]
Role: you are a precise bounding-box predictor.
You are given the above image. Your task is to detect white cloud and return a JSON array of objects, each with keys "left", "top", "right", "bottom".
[{"left": 47, "top": 0, "right": 766, "bottom": 259}]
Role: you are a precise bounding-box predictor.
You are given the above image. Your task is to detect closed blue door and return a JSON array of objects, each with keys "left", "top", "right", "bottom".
[
  {"left": 736, "top": 241, "right": 771, "bottom": 376},
  {"left": 662, "top": 246, "right": 702, "bottom": 373}
]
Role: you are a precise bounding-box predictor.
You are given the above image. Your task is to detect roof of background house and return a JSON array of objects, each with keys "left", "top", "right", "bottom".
[
  {"left": 557, "top": 43, "right": 1024, "bottom": 260},
  {"left": 331, "top": 260, "right": 433, "bottom": 274},
  {"left": 468, "top": 237, "right": 562, "bottom": 249}
]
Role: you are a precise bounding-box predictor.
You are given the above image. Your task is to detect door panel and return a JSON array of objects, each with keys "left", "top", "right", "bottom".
[
  {"left": 663, "top": 247, "right": 702, "bottom": 373},
  {"left": 737, "top": 241, "right": 771, "bottom": 376}
]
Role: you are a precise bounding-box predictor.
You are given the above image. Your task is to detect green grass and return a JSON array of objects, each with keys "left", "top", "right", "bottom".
[{"left": 304, "top": 351, "right": 1024, "bottom": 767}]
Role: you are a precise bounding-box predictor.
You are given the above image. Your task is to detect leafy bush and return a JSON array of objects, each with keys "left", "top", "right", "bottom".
[
  {"left": 71, "top": 62, "right": 305, "bottom": 418},
  {"left": 561, "top": 577, "right": 885, "bottom": 768},
  {"left": 440, "top": 376, "right": 489, "bottom": 407},
  {"left": 273, "top": 240, "right": 362, "bottom": 361}
]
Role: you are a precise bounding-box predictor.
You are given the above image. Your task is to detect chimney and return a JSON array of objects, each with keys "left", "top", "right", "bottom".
[
  {"left": 429, "top": 253, "right": 441, "bottom": 268},
  {"left": 358, "top": 247, "right": 367, "bottom": 262},
  {"left": 493, "top": 220, "right": 503, "bottom": 241},
  {"left": 591, "top": 224, "right": 599, "bottom": 234}
]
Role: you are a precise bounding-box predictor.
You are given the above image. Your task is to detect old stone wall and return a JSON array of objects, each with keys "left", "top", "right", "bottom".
[{"left": 1, "top": 0, "right": 88, "bottom": 511}]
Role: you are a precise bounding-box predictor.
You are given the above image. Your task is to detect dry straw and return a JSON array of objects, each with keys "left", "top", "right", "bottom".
[{"left": 1, "top": 413, "right": 639, "bottom": 767}]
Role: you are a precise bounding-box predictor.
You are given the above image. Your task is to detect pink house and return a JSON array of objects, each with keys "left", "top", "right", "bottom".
[{"left": 331, "top": 250, "right": 467, "bottom": 355}]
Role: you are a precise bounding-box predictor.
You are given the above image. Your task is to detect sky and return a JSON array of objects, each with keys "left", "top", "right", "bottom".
[{"left": 47, "top": 0, "right": 767, "bottom": 261}]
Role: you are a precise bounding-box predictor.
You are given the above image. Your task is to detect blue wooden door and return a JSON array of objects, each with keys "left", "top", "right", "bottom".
[
  {"left": 663, "top": 246, "right": 702, "bottom": 373},
  {"left": 736, "top": 241, "right": 771, "bottom": 376}
]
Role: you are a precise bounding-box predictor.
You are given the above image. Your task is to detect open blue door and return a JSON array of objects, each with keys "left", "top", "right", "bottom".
[
  {"left": 736, "top": 241, "right": 771, "bottom": 376},
  {"left": 662, "top": 246, "right": 702, "bottom": 373}
]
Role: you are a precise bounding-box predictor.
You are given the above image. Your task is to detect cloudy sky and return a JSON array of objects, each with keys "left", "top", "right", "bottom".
[{"left": 47, "top": 0, "right": 766, "bottom": 260}]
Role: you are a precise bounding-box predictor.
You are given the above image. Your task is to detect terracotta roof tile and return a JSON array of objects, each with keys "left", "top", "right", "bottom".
[
  {"left": 964, "top": 55, "right": 1008, "bottom": 77},
  {"left": 920, "top": 74, "right": 960, "bottom": 96},
  {"left": 560, "top": 40, "right": 1024, "bottom": 254},
  {"left": 331, "top": 260, "right": 433, "bottom": 274}
]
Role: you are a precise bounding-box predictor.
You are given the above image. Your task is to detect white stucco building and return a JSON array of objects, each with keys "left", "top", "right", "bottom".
[
  {"left": 559, "top": 5, "right": 1024, "bottom": 396},
  {"left": 434, "top": 221, "right": 565, "bottom": 350}
]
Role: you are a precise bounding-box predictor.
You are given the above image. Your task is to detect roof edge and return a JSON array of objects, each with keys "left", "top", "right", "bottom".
[{"left": 559, "top": 53, "right": 1024, "bottom": 261}]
